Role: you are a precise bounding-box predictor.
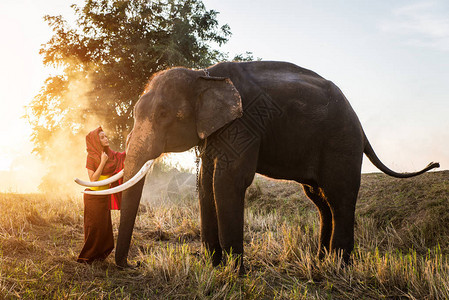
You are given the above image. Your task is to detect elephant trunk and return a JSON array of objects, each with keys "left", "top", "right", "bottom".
[
  {"left": 115, "top": 178, "right": 146, "bottom": 267},
  {"left": 115, "top": 133, "right": 163, "bottom": 267}
]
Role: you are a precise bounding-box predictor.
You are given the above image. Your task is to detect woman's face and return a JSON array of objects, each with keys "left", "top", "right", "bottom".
[{"left": 99, "top": 131, "right": 109, "bottom": 147}]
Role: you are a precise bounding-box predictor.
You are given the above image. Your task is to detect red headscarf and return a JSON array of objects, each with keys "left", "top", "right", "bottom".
[{"left": 85, "top": 126, "right": 126, "bottom": 210}]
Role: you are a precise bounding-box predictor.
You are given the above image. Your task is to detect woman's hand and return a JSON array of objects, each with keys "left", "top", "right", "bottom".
[
  {"left": 89, "top": 152, "right": 109, "bottom": 182},
  {"left": 101, "top": 152, "right": 109, "bottom": 164}
]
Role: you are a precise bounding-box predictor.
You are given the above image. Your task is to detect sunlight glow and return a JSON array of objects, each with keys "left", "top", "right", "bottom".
[
  {"left": 0, "top": 157, "right": 12, "bottom": 171},
  {"left": 0, "top": 0, "right": 447, "bottom": 193}
]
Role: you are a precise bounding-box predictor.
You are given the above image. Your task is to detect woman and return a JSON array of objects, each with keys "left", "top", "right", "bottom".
[{"left": 77, "top": 126, "right": 127, "bottom": 263}]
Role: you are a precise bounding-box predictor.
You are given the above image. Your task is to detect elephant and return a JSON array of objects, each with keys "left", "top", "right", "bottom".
[{"left": 79, "top": 61, "right": 439, "bottom": 272}]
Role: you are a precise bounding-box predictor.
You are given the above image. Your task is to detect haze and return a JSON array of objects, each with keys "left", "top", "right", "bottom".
[{"left": 0, "top": 0, "right": 447, "bottom": 193}]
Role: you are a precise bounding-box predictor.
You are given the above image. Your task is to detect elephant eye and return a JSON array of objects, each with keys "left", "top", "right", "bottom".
[{"left": 158, "top": 109, "right": 168, "bottom": 119}]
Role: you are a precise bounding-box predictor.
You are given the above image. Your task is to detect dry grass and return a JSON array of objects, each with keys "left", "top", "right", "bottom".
[{"left": 1, "top": 171, "right": 449, "bottom": 299}]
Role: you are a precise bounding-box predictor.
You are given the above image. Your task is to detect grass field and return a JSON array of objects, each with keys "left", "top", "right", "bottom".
[{"left": 1, "top": 171, "right": 449, "bottom": 299}]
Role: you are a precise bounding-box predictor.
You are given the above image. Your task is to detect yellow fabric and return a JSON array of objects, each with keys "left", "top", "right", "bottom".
[{"left": 89, "top": 175, "right": 110, "bottom": 191}]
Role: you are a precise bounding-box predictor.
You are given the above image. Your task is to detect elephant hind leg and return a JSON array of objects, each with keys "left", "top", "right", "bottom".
[
  {"left": 321, "top": 171, "right": 360, "bottom": 264},
  {"left": 303, "top": 184, "right": 332, "bottom": 259}
]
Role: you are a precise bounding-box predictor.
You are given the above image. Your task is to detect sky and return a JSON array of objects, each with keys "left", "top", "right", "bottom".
[{"left": 0, "top": 0, "right": 448, "bottom": 192}]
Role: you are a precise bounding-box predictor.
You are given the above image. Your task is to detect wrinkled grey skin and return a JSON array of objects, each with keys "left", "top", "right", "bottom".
[{"left": 116, "top": 61, "right": 439, "bottom": 271}]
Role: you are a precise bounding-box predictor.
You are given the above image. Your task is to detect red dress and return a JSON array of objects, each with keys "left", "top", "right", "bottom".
[{"left": 77, "top": 127, "right": 125, "bottom": 263}]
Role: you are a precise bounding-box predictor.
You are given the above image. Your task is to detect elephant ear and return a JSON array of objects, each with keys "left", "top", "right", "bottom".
[{"left": 196, "top": 76, "right": 243, "bottom": 139}]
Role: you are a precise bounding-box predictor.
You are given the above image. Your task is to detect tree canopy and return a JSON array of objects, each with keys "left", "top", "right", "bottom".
[{"left": 26, "top": 0, "right": 254, "bottom": 192}]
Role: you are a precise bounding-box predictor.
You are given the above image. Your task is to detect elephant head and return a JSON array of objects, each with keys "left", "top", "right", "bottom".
[
  {"left": 82, "top": 68, "right": 243, "bottom": 267},
  {"left": 125, "top": 68, "right": 242, "bottom": 174}
]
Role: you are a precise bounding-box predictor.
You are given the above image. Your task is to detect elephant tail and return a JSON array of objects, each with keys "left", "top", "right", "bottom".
[{"left": 363, "top": 135, "right": 439, "bottom": 178}]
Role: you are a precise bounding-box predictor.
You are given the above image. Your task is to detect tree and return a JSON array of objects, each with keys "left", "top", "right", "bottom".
[
  {"left": 27, "top": 0, "right": 234, "bottom": 152},
  {"left": 25, "top": 0, "right": 241, "bottom": 192}
]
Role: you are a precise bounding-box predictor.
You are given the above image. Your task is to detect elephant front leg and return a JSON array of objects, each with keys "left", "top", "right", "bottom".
[
  {"left": 213, "top": 171, "right": 248, "bottom": 274},
  {"left": 199, "top": 163, "right": 222, "bottom": 266}
]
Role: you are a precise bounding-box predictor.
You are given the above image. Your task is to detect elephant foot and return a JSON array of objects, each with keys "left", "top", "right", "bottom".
[
  {"left": 211, "top": 251, "right": 223, "bottom": 267},
  {"left": 317, "top": 247, "right": 330, "bottom": 260},
  {"left": 116, "top": 260, "right": 142, "bottom": 270},
  {"left": 222, "top": 250, "right": 246, "bottom": 276},
  {"left": 317, "top": 251, "right": 325, "bottom": 261},
  {"left": 342, "top": 253, "right": 353, "bottom": 267},
  {"left": 326, "top": 248, "right": 353, "bottom": 267},
  {"left": 237, "top": 264, "right": 246, "bottom": 276}
]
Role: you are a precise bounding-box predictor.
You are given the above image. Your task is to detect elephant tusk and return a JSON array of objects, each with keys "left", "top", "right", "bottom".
[
  {"left": 75, "top": 170, "right": 124, "bottom": 187},
  {"left": 82, "top": 160, "right": 154, "bottom": 195}
]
